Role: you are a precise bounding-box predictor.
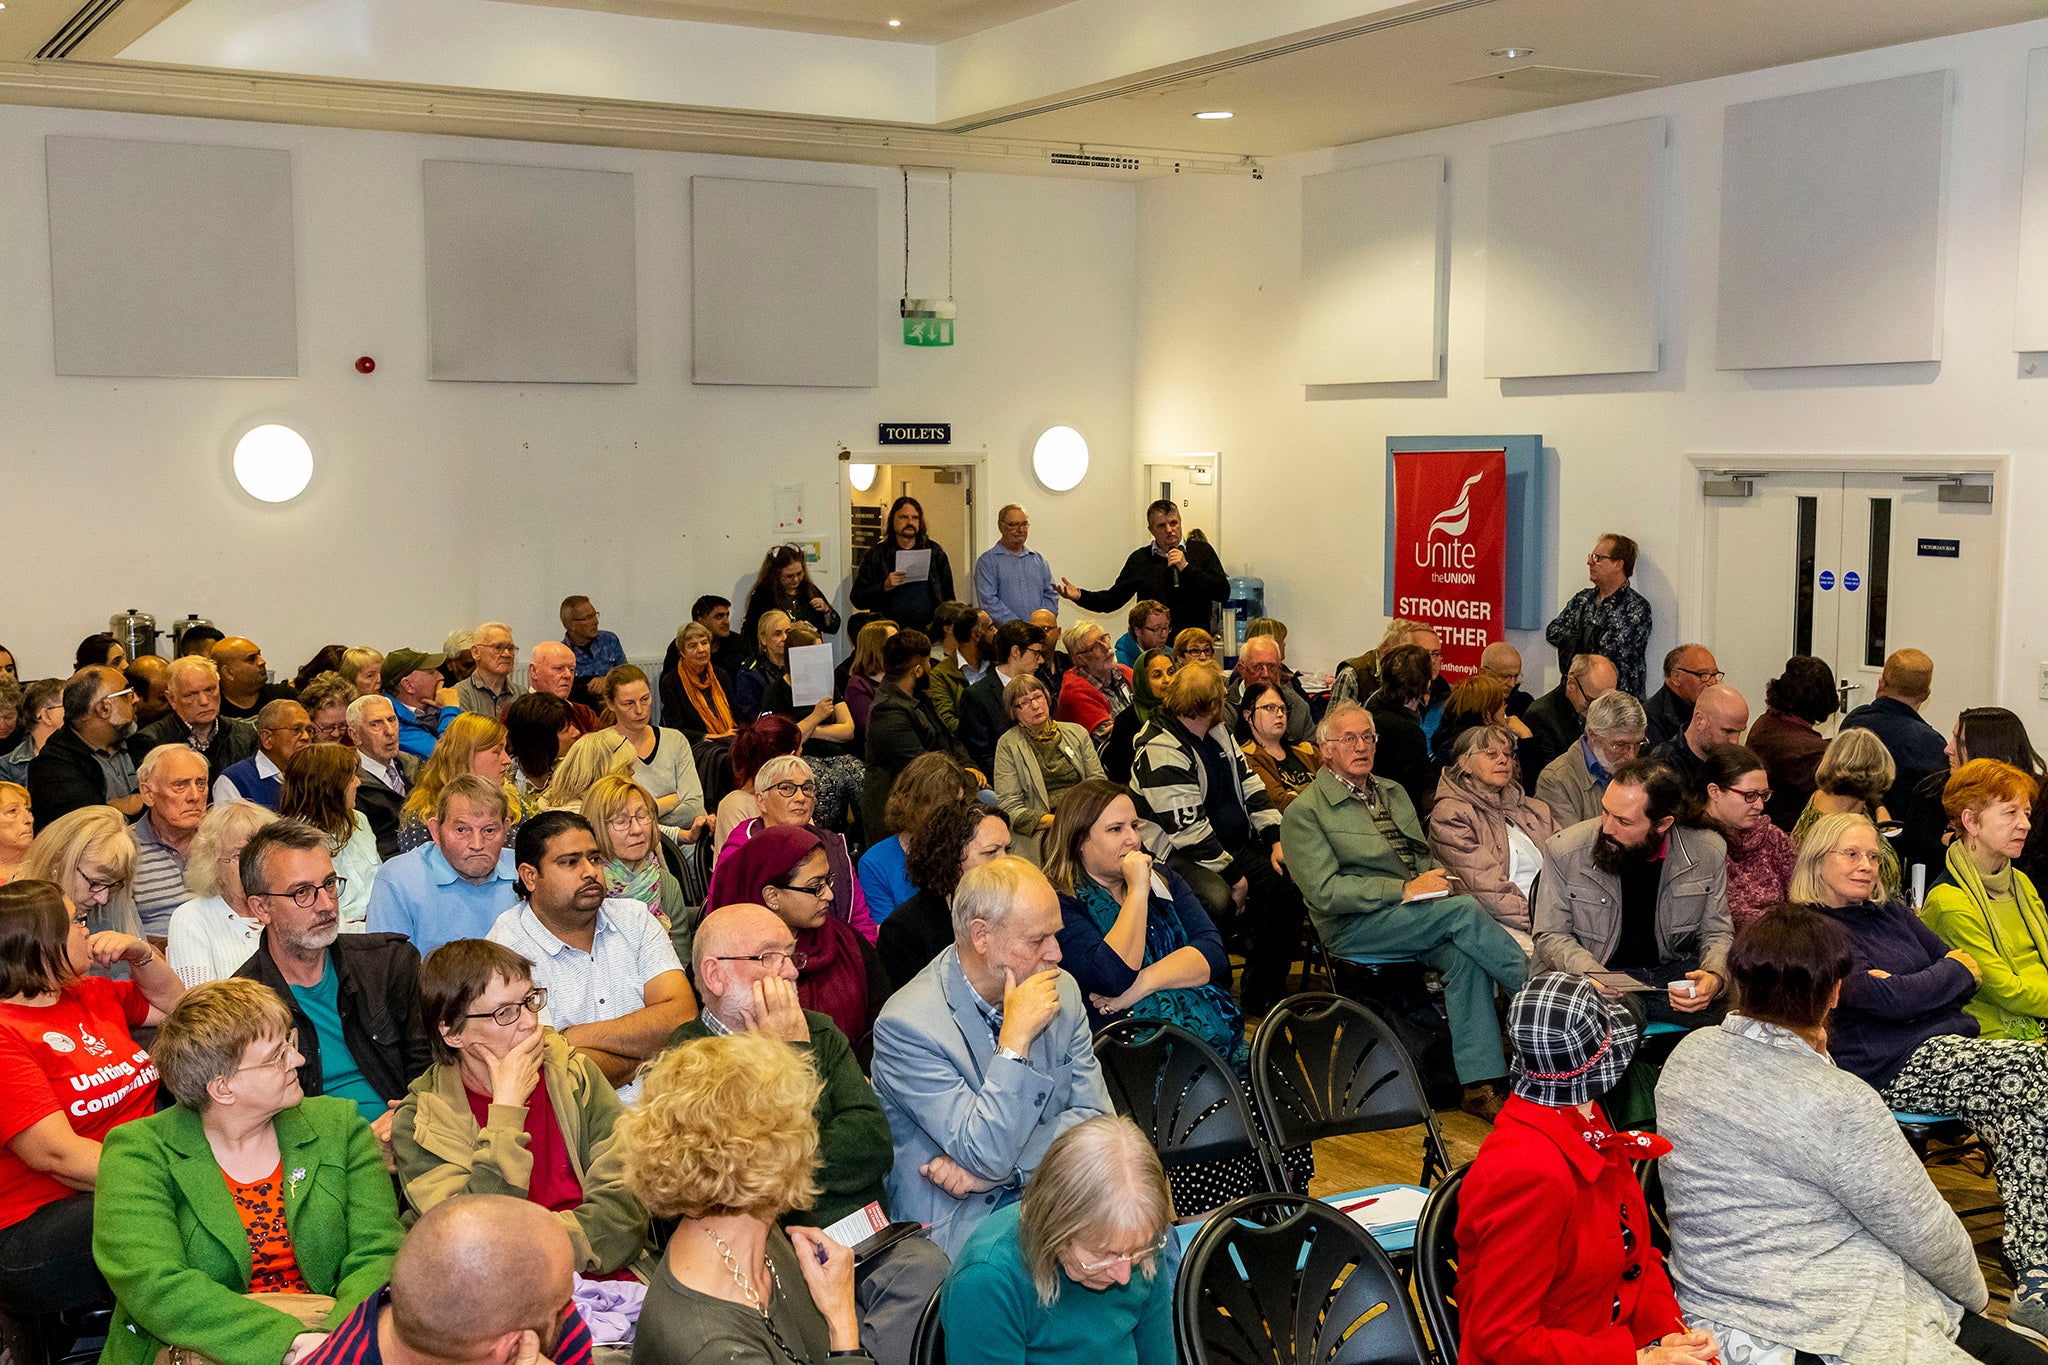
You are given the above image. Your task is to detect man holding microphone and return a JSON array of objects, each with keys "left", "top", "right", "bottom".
[{"left": 1058, "top": 499, "right": 1228, "bottom": 639}]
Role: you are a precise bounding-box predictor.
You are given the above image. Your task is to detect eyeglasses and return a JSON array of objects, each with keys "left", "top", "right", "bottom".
[
  {"left": 464, "top": 988, "right": 548, "bottom": 1026},
  {"left": 606, "top": 810, "right": 654, "bottom": 831},
  {"left": 1329, "top": 731, "right": 1378, "bottom": 748},
  {"left": 764, "top": 781, "right": 817, "bottom": 799},
  {"left": 101, "top": 688, "right": 136, "bottom": 705},
  {"left": 1587, "top": 552, "right": 1622, "bottom": 564},
  {"left": 255, "top": 874, "right": 347, "bottom": 909},
  {"left": 1181, "top": 646, "right": 1215, "bottom": 659},
  {"left": 1727, "top": 786, "right": 1772, "bottom": 806},
  {"left": 1074, "top": 1232, "right": 1173, "bottom": 1273},
  {"left": 1251, "top": 703, "right": 1288, "bottom": 717},
  {"left": 235, "top": 1030, "right": 301, "bottom": 1074},
  {"left": 477, "top": 643, "right": 517, "bottom": 655},
  {"left": 78, "top": 870, "right": 125, "bottom": 895},
  {"left": 713, "top": 949, "right": 809, "bottom": 971},
  {"left": 67, "top": 909, "right": 91, "bottom": 928},
  {"left": 1675, "top": 667, "right": 1726, "bottom": 683},
  {"left": 1827, "top": 847, "right": 1884, "bottom": 866},
  {"left": 777, "top": 877, "right": 834, "bottom": 899}
]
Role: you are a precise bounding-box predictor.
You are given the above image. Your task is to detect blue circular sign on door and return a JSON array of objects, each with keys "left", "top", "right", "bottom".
[
  {"left": 1844, "top": 571, "right": 1861, "bottom": 592},
  {"left": 1818, "top": 571, "right": 1836, "bottom": 590}
]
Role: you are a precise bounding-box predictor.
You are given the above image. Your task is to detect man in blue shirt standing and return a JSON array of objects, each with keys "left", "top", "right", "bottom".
[
  {"left": 560, "top": 594, "right": 626, "bottom": 684},
  {"left": 364, "top": 775, "right": 521, "bottom": 956},
  {"left": 974, "top": 504, "right": 1059, "bottom": 625}
]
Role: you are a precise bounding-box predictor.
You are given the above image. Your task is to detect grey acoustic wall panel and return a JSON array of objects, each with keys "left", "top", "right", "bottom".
[
  {"left": 424, "top": 160, "right": 637, "bottom": 384},
  {"left": 691, "top": 176, "right": 878, "bottom": 388},
  {"left": 2015, "top": 49, "right": 2048, "bottom": 350},
  {"left": 1716, "top": 71, "right": 1951, "bottom": 370},
  {"left": 45, "top": 136, "right": 298, "bottom": 378},
  {"left": 1484, "top": 118, "right": 1665, "bottom": 378},
  {"left": 1300, "top": 156, "right": 1447, "bottom": 386}
]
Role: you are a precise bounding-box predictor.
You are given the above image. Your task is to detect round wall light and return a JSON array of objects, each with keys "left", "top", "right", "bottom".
[
  {"left": 1032, "top": 426, "right": 1090, "bottom": 492},
  {"left": 233, "top": 424, "right": 314, "bottom": 503},
  {"left": 849, "top": 462, "right": 878, "bottom": 492}
]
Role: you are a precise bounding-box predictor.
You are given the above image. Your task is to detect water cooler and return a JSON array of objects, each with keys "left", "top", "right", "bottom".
[{"left": 1220, "top": 575, "right": 1265, "bottom": 665}]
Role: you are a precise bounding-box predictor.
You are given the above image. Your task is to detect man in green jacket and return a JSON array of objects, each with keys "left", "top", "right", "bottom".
[
  {"left": 1280, "top": 701, "right": 1530, "bottom": 1118},
  {"left": 671, "top": 904, "right": 947, "bottom": 1365}
]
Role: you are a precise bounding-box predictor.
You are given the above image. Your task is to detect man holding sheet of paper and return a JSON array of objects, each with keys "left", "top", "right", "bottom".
[{"left": 853, "top": 495, "right": 955, "bottom": 634}]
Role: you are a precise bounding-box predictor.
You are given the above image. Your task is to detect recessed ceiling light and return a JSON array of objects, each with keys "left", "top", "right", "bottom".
[
  {"left": 887, "top": 17, "right": 900, "bottom": 25},
  {"left": 1489, "top": 47, "right": 1533, "bottom": 59},
  {"left": 1194, "top": 111, "right": 1234, "bottom": 120}
]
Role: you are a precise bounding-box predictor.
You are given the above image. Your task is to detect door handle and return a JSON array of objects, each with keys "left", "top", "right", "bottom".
[{"left": 1837, "top": 680, "right": 1862, "bottom": 712}]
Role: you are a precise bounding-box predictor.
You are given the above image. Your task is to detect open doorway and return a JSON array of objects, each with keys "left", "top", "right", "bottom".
[
  {"left": 1140, "top": 454, "right": 1221, "bottom": 546},
  {"left": 841, "top": 451, "right": 981, "bottom": 607}
]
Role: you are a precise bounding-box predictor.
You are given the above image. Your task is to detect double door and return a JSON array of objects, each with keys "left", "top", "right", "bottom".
[{"left": 1700, "top": 471, "right": 1997, "bottom": 738}]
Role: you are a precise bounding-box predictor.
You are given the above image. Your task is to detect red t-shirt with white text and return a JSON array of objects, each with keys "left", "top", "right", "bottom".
[{"left": 0, "top": 977, "right": 157, "bottom": 1229}]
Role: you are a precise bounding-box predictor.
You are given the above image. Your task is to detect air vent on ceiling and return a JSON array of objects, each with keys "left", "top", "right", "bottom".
[
  {"left": 1049, "top": 152, "right": 1143, "bottom": 171},
  {"left": 1452, "top": 65, "right": 1659, "bottom": 99},
  {"left": 38, "top": 0, "right": 129, "bottom": 59}
]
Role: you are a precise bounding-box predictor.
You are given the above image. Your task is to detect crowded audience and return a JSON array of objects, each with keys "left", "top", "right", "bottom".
[{"left": 16, "top": 536, "right": 2048, "bottom": 1365}]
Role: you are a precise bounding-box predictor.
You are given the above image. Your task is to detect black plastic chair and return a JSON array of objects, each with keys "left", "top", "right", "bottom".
[
  {"left": 1174, "top": 1192, "right": 1434, "bottom": 1365},
  {"left": 1250, "top": 992, "right": 1452, "bottom": 1190},
  {"left": 1094, "top": 1017, "right": 1281, "bottom": 1206},
  {"left": 910, "top": 1285, "right": 946, "bottom": 1365},
  {"left": 1413, "top": 1163, "right": 1467, "bottom": 1361},
  {"left": 7, "top": 1304, "right": 113, "bottom": 1365},
  {"left": 1631, "top": 1157, "right": 1673, "bottom": 1257}
]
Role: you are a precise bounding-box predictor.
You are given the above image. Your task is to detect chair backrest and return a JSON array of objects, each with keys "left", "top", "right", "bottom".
[
  {"left": 1250, "top": 992, "right": 1451, "bottom": 1188},
  {"left": 911, "top": 1285, "right": 946, "bottom": 1365},
  {"left": 1094, "top": 1017, "right": 1280, "bottom": 1204},
  {"left": 1174, "top": 1193, "right": 1434, "bottom": 1365},
  {"left": 1412, "top": 1163, "right": 1468, "bottom": 1358},
  {"left": 1632, "top": 1157, "right": 1672, "bottom": 1256}
]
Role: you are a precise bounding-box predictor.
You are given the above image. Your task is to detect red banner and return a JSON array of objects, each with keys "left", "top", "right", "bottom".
[{"left": 1391, "top": 448, "right": 1507, "bottom": 681}]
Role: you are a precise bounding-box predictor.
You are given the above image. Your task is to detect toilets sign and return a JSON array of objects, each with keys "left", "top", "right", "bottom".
[{"left": 1390, "top": 447, "right": 1507, "bottom": 681}]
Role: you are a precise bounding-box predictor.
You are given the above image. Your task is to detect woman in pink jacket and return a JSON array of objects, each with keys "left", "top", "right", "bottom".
[{"left": 1427, "top": 725, "right": 1556, "bottom": 956}]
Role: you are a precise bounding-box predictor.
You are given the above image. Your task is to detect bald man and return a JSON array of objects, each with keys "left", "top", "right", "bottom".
[
  {"left": 212, "top": 636, "right": 296, "bottom": 720},
  {"left": 1642, "top": 644, "right": 1722, "bottom": 750},
  {"left": 1842, "top": 647, "right": 1947, "bottom": 817},
  {"left": 1652, "top": 684, "right": 1750, "bottom": 788},
  {"left": 525, "top": 642, "right": 601, "bottom": 734},
  {"left": 299, "top": 1194, "right": 592, "bottom": 1365},
  {"left": 125, "top": 655, "right": 174, "bottom": 729},
  {"left": 1228, "top": 635, "right": 1312, "bottom": 744},
  {"left": 1478, "top": 641, "right": 1533, "bottom": 720},
  {"left": 672, "top": 907, "right": 945, "bottom": 1364}
]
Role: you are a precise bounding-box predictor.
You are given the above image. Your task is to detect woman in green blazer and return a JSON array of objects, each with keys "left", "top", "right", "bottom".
[{"left": 93, "top": 978, "right": 404, "bottom": 1365}]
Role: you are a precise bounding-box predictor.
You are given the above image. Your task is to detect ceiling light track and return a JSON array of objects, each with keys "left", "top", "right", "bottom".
[
  {"left": 949, "top": 0, "right": 1503, "bottom": 133},
  {"left": 0, "top": 58, "right": 1263, "bottom": 175}
]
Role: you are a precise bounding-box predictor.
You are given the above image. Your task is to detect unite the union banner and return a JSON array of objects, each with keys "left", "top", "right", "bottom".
[{"left": 1389, "top": 447, "right": 1507, "bottom": 681}]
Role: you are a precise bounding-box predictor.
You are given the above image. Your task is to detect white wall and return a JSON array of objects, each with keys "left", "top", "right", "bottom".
[
  {"left": 1134, "top": 17, "right": 2048, "bottom": 732},
  {"left": 0, "top": 106, "right": 1138, "bottom": 678}
]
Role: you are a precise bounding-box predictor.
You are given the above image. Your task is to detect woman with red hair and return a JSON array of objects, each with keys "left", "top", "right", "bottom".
[{"left": 1922, "top": 758, "right": 2048, "bottom": 1041}]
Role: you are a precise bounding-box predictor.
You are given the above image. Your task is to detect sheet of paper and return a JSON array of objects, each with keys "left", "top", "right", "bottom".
[
  {"left": 789, "top": 642, "right": 836, "bottom": 707},
  {"left": 823, "top": 1202, "right": 889, "bottom": 1248},
  {"left": 895, "top": 547, "right": 932, "bottom": 582},
  {"left": 1332, "top": 1186, "right": 1430, "bottom": 1231}
]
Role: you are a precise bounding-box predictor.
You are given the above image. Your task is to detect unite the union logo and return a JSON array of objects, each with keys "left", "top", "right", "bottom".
[{"left": 1428, "top": 472, "right": 1486, "bottom": 540}]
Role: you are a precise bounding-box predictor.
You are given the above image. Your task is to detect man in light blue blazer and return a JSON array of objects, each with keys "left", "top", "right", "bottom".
[{"left": 871, "top": 855, "right": 1112, "bottom": 1257}]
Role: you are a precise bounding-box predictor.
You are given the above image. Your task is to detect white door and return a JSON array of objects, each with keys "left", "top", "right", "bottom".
[
  {"left": 1142, "top": 457, "right": 1220, "bottom": 546},
  {"left": 1700, "top": 471, "right": 1997, "bottom": 738}
]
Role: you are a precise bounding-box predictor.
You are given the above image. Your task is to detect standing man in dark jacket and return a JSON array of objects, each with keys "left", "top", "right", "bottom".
[
  {"left": 851, "top": 496, "right": 954, "bottom": 634},
  {"left": 1057, "top": 498, "right": 1228, "bottom": 638},
  {"left": 27, "top": 666, "right": 143, "bottom": 830},
  {"left": 1840, "top": 648, "right": 1949, "bottom": 818},
  {"left": 233, "top": 818, "right": 432, "bottom": 1157}
]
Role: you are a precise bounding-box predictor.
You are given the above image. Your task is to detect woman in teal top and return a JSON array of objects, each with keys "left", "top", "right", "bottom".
[
  {"left": 93, "top": 978, "right": 403, "bottom": 1365},
  {"left": 940, "top": 1116, "right": 1177, "bottom": 1365}
]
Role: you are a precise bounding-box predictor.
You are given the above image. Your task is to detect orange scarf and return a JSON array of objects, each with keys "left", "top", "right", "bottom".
[{"left": 679, "top": 659, "right": 734, "bottom": 736}]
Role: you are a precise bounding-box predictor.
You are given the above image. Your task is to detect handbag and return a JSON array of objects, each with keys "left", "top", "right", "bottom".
[{"left": 152, "top": 1292, "right": 335, "bottom": 1365}]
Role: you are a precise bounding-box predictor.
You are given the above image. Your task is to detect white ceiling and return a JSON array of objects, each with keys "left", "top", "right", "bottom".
[
  {"left": 484, "top": 0, "right": 1073, "bottom": 43},
  {"left": 0, "top": 0, "right": 2038, "bottom": 173}
]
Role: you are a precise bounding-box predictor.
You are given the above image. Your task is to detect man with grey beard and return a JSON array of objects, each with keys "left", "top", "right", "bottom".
[{"left": 233, "top": 818, "right": 431, "bottom": 1158}]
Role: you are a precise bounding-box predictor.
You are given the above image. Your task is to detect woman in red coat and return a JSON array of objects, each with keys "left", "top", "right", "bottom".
[{"left": 1455, "top": 972, "right": 1718, "bottom": 1365}]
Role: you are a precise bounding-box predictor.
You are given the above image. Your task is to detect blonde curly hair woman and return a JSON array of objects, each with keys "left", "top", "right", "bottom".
[{"left": 621, "top": 1032, "right": 871, "bottom": 1365}]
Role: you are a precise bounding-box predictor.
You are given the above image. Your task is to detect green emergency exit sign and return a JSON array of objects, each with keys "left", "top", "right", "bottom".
[{"left": 903, "top": 316, "right": 954, "bottom": 346}]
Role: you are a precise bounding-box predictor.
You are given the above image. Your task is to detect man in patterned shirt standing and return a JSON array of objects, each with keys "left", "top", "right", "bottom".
[{"left": 1546, "top": 534, "right": 1652, "bottom": 698}]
